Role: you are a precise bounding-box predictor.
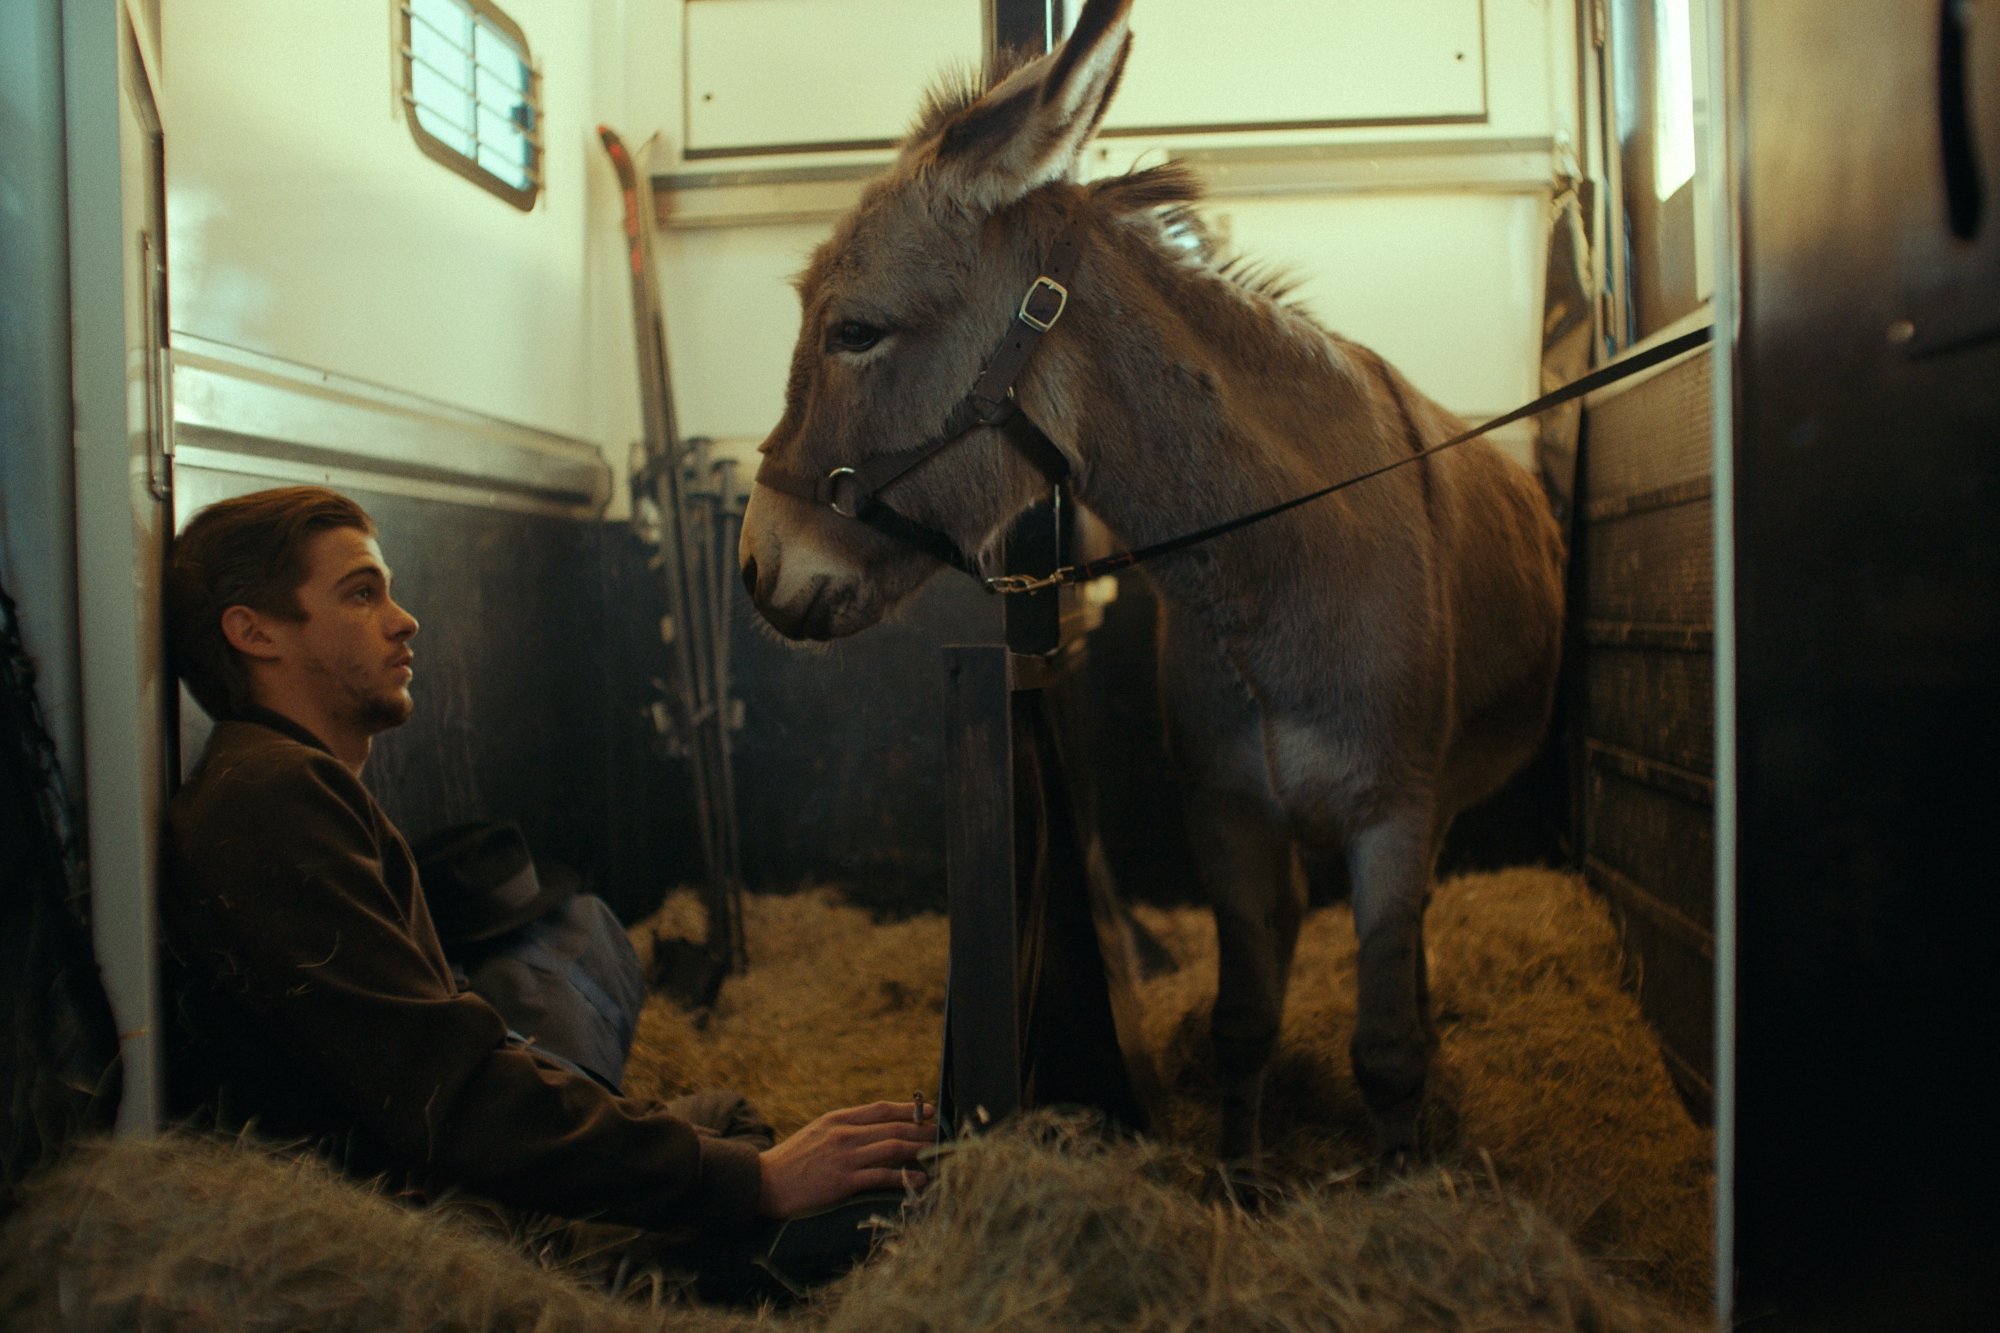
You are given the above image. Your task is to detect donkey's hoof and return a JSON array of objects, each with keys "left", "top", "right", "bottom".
[
  {"left": 1369, "top": 1110, "right": 1421, "bottom": 1164},
  {"left": 1202, "top": 1158, "right": 1286, "bottom": 1213},
  {"left": 1414, "top": 1083, "right": 1463, "bottom": 1155},
  {"left": 1370, "top": 1146, "right": 1417, "bottom": 1182},
  {"left": 1368, "top": 1085, "right": 1459, "bottom": 1170}
]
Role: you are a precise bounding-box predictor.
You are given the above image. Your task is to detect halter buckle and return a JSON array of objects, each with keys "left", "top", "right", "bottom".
[
  {"left": 984, "top": 566, "right": 1074, "bottom": 595},
  {"left": 1018, "top": 276, "right": 1069, "bottom": 333}
]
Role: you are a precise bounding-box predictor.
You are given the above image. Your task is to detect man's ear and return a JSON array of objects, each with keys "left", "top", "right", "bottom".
[
  {"left": 220, "top": 605, "right": 283, "bottom": 662},
  {"left": 917, "top": 0, "right": 1133, "bottom": 213}
]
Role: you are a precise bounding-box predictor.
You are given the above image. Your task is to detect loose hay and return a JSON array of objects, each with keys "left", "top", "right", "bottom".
[
  {"left": 1, "top": 867, "right": 1711, "bottom": 1329},
  {"left": 0, "top": 1133, "right": 758, "bottom": 1332},
  {"left": 625, "top": 867, "right": 1713, "bottom": 1317},
  {"left": 624, "top": 886, "right": 950, "bottom": 1133},
  {"left": 832, "top": 1113, "right": 1699, "bottom": 1332},
  {"left": 1127, "top": 869, "right": 1715, "bottom": 1312}
]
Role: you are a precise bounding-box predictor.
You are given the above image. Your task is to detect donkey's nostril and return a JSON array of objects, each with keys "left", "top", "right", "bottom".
[{"left": 741, "top": 557, "right": 759, "bottom": 598}]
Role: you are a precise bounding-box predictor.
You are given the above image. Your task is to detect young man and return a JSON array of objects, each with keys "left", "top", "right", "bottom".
[{"left": 161, "top": 486, "right": 931, "bottom": 1292}]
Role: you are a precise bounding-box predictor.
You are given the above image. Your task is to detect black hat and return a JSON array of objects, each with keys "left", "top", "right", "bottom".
[{"left": 412, "top": 821, "right": 579, "bottom": 945}]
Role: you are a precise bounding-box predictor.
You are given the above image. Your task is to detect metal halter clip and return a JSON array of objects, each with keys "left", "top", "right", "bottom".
[
  {"left": 824, "top": 466, "right": 865, "bottom": 518},
  {"left": 984, "top": 566, "right": 1074, "bottom": 595},
  {"left": 1017, "top": 276, "right": 1069, "bottom": 333}
]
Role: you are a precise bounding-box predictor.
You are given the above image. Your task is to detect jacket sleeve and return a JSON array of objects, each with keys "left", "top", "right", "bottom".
[{"left": 163, "top": 744, "right": 761, "bottom": 1232}]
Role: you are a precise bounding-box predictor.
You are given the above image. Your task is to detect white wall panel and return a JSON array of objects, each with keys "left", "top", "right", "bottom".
[
  {"left": 654, "top": 220, "right": 829, "bottom": 442},
  {"left": 1100, "top": 0, "right": 1486, "bottom": 131},
  {"left": 159, "top": 2, "right": 1570, "bottom": 498},
  {"left": 640, "top": 1, "right": 1570, "bottom": 485},
  {"left": 683, "top": 0, "right": 984, "bottom": 154},
  {"left": 649, "top": 0, "right": 1566, "bottom": 175},
  {"left": 658, "top": 189, "right": 1548, "bottom": 478},
  {"left": 1216, "top": 192, "right": 1546, "bottom": 426},
  {"left": 164, "top": 1, "right": 600, "bottom": 441}
]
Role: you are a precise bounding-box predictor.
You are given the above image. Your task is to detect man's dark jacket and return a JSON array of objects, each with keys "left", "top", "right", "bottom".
[{"left": 159, "top": 708, "right": 761, "bottom": 1232}]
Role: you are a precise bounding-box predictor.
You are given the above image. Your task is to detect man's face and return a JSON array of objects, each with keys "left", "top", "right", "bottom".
[{"left": 274, "top": 526, "right": 421, "bottom": 734}]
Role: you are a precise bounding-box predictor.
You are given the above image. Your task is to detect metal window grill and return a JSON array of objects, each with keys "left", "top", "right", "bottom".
[{"left": 399, "top": 0, "right": 542, "bottom": 209}]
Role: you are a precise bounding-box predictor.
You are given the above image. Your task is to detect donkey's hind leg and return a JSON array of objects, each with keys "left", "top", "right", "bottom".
[
  {"left": 1186, "top": 791, "right": 1308, "bottom": 1165},
  {"left": 1347, "top": 804, "right": 1443, "bottom": 1160}
]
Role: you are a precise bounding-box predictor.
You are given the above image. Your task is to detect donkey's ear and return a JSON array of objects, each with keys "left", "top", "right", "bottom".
[{"left": 922, "top": 0, "right": 1133, "bottom": 211}]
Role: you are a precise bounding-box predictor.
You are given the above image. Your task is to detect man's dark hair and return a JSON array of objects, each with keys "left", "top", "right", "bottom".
[{"left": 166, "top": 487, "right": 376, "bottom": 720}]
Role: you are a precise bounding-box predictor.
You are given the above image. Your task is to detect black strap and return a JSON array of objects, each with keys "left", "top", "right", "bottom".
[
  {"left": 856, "top": 498, "right": 987, "bottom": 576},
  {"left": 827, "top": 396, "right": 993, "bottom": 513},
  {"left": 967, "top": 229, "right": 1082, "bottom": 413},
  {"left": 997, "top": 323, "right": 1715, "bottom": 592},
  {"left": 856, "top": 413, "right": 1069, "bottom": 576}
]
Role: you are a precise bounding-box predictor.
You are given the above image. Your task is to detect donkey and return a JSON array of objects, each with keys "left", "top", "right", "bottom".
[{"left": 738, "top": 0, "right": 1565, "bottom": 1163}]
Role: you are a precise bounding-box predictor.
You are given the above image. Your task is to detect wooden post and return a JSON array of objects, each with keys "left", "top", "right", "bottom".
[
  {"left": 941, "top": 645, "right": 1021, "bottom": 1126},
  {"left": 939, "top": 641, "right": 1155, "bottom": 1137}
]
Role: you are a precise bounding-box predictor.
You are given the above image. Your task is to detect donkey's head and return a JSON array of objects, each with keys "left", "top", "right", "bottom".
[{"left": 739, "top": 0, "right": 1134, "bottom": 641}]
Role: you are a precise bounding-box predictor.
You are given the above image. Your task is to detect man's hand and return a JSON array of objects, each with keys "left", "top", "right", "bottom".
[{"left": 756, "top": 1100, "right": 936, "bottom": 1218}]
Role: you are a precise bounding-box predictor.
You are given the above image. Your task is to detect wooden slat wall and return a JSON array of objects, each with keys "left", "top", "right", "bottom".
[{"left": 1575, "top": 346, "right": 1716, "bottom": 1119}]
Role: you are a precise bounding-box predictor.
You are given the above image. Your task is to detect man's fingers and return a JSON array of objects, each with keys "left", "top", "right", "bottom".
[
  {"left": 849, "top": 1122, "right": 936, "bottom": 1145},
  {"left": 846, "top": 1134, "right": 931, "bottom": 1169},
  {"left": 851, "top": 1165, "right": 928, "bottom": 1194},
  {"left": 833, "top": 1124, "right": 936, "bottom": 1159},
  {"left": 833, "top": 1100, "right": 932, "bottom": 1126}
]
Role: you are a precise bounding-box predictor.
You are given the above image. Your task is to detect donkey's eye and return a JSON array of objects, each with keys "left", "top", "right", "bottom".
[{"left": 828, "top": 320, "right": 884, "bottom": 353}]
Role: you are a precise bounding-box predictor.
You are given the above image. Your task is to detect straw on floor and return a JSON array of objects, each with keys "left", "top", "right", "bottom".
[{"left": 0, "top": 867, "right": 1712, "bottom": 1330}]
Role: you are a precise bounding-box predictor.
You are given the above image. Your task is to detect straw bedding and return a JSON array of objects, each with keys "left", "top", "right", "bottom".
[{"left": 0, "top": 867, "right": 1711, "bottom": 1330}]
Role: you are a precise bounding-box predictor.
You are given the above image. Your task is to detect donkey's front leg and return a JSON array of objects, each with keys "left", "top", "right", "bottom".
[
  {"left": 1186, "top": 792, "right": 1307, "bottom": 1164},
  {"left": 1347, "top": 806, "right": 1442, "bottom": 1160}
]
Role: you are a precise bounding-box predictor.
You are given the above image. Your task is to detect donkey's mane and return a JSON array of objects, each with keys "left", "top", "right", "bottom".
[
  {"left": 1088, "top": 160, "right": 1201, "bottom": 215},
  {"left": 1212, "top": 255, "right": 1307, "bottom": 305},
  {"left": 1089, "top": 163, "right": 1309, "bottom": 308}
]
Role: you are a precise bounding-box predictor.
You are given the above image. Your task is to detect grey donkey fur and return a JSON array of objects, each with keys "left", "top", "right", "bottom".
[{"left": 738, "top": 0, "right": 1565, "bottom": 1162}]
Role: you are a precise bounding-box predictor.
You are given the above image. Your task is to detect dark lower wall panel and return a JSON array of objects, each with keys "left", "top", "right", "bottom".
[
  {"left": 1585, "top": 762, "right": 1713, "bottom": 932},
  {"left": 1573, "top": 346, "right": 1716, "bottom": 1126},
  {"left": 1581, "top": 645, "right": 1714, "bottom": 777},
  {"left": 1594, "top": 857, "right": 1714, "bottom": 1103},
  {"left": 1581, "top": 497, "right": 1714, "bottom": 627},
  {"left": 1582, "top": 353, "right": 1712, "bottom": 500},
  {"left": 173, "top": 469, "right": 688, "bottom": 925},
  {"left": 724, "top": 572, "right": 1000, "bottom": 914},
  {"left": 176, "top": 467, "right": 1012, "bottom": 922}
]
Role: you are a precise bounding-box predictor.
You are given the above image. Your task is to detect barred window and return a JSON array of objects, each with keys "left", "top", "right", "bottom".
[{"left": 399, "top": 0, "right": 542, "bottom": 209}]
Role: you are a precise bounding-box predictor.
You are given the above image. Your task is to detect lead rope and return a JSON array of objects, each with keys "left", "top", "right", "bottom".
[{"left": 984, "top": 322, "right": 1714, "bottom": 594}]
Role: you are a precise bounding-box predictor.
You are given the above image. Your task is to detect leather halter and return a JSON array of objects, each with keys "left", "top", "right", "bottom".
[{"left": 752, "top": 226, "right": 1083, "bottom": 582}]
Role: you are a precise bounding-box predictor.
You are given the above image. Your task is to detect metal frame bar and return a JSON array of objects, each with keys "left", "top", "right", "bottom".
[
  {"left": 170, "top": 334, "right": 611, "bottom": 518},
  {"left": 63, "top": 0, "right": 172, "bottom": 1135},
  {"left": 1704, "top": 0, "right": 1738, "bottom": 1315},
  {"left": 653, "top": 135, "right": 1559, "bottom": 232}
]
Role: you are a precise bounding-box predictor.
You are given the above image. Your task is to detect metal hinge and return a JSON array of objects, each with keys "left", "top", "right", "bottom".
[
  {"left": 1590, "top": 0, "right": 1608, "bottom": 49},
  {"left": 142, "top": 230, "right": 174, "bottom": 502}
]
